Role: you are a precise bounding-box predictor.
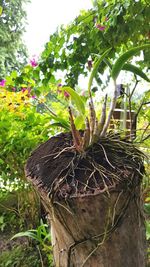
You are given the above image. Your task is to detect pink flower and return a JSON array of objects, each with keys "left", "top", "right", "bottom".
[
  {"left": 31, "top": 95, "right": 36, "bottom": 99},
  {"left": 96, "top": 24, "right": 106, "bottom": 31},
  {"left": 64, "top": 91, "right": 70, "bottom": 98},
  {"left": 21, "top": 88, "right": 27, "bottom": 93},
  {"left": 57, "top": 84, "right": 70, "bottom": 98},
  {"left": 0, "top": 79, "right": 6, "bottom": 87},
  {"left": 12, "top": 87, "right": 16, "bottom": 91},
  {"left": 30, "top": 58, "right": 38, "bottom": 67}
]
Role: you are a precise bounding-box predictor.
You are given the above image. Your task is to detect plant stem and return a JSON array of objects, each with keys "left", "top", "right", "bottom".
[
  {"left": 96, "top": 94, "right": 107, "bottom": 137},
  {"left": 36, "top": 245, "right": 44, "bottom": 267},
  {"left": 140, "top": 123, "right": 150, "bottom": 142},
  {"left": 128, "top": 76, "right": 139, "bottom": 139},
  {"left": 34, "top": 97, "right": 57, "bottom": 117},
  {"left": 87, "top": 48, "right": 112, "bottom": 98},
  {"left": 87, "top": 48, "right": 111, "bottom": 141},
  {"left": 42, "top": 102, "right": 57, "bottom": 117},
  {"left": 100, "top": 80, "right": 118, "bottom": 136},
  {"left": 131, "top": 99, "right": 150, "bottom": 139}
]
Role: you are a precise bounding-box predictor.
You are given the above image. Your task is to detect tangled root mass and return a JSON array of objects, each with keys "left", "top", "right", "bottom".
[{"left": 26, "top": 132, "right": 144, "bottom": 201}]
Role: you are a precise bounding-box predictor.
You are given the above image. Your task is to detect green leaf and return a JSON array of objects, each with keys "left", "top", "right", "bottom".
[
  {"left": 74, "top": 115, "right": 85, "bottom": 130},
  {"left": 103, "top": 58, "right": 112, "bottom": 69},
  {"left": 0, "top": 158, "right": 4, "bottom": 164},
  {"left": 111, "top": 44, "right": 150, "bottom": 80},
  {"left": 50, "top": 122, "right": 68, "bottom": 129},
  {"left": 62, "top": 86, "right": 85, "bottom": 115},
  {"left": 10, "top": 70, "right": 18, "bottom": 79},
  {"left": 51, "top": 115, "right": 70, "bottom": 130},
  {"left": 122, "top": 63, "right": 150, "bottom": 82},
  {"left": 11, "top": 231, "right": 39, "bottom": 241},
  {"left": 88, "top": 48, "right": 112, "bottom": 94}
]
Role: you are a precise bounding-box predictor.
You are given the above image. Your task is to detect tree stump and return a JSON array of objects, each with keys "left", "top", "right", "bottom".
[{"left": 25, "top": 132, "right": 146, "bottom": 267}]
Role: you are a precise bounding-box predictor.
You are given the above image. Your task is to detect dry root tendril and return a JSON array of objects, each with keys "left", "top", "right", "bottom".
[{"left": 47, "top": 135, "right": 144, "bottom": 201}]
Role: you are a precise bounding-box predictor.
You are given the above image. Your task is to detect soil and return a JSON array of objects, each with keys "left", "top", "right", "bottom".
[{"left": 26, "top": 132, "right": 144, "bottom": 200}]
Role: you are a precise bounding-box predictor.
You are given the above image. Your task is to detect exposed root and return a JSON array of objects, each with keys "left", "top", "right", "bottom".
[
  {"left": 41, "top": 146, "right": 75, "bottom": 162},
  {"left": 97, "top": 143, "right": 115, "bottom": 169},
  {"left": 44, "top": 135, "right": 144, "bottom": 201},
  {"left": 53, "top": 146, "right": 75, "bottom": 159}
]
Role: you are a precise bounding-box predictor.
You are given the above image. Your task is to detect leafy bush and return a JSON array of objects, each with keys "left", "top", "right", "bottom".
[{"left": 0, "top": 246, "right": 41, "bottom": 267}]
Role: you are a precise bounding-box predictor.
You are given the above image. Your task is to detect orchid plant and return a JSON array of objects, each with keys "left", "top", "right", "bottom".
[
  {"left": 59, "top": 44, "right": 150, "bottom": 152},
  {"left": 0, "top": 45, "right": 149, "bottom": 154}
]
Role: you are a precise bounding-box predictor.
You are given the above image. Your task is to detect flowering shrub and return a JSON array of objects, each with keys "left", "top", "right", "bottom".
[{"left": 0, "top": 88, "right": 30, "bottom": 113}]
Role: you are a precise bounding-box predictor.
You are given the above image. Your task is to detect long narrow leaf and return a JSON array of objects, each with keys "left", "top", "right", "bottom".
[
  {"left": 103, "top": 58, "right": 112, "bottom": 69},
  {"left": 122, "top": 63, "right": 150, "bottom": 82},
  {"left": 88, "top": 48, "right": 112, "bottom": 95},
  {"left": 50, "top": 122, "right": 69, "bottom": 129},
  {"left": 37, "top": 224, "right": 48, "bottom": 240},
  {"left": 111, "top": 44, "right": 150, "bottom": 80},
  {"left": 43, "top": 233, "right": 51, "bottom": 242},
  {"left": 62, "top": 86, "right": 85, "bottom": 115},
  {"left": 11, "top": 231, "right": 39, "bottom": 241},
  {"left": 51, "top": 115, "right": 70, "bottom": 130}
]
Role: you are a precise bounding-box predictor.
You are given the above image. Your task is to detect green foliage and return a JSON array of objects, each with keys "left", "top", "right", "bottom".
[
  {"left": 62, "top": 86, "right": 85, "bottom": 115},
  {"left": 63, "top": 45, "right": 150, "bottom": 148},
  {"left": 0, "top": 104, "right": 51, "bottom": 182},
  {"left": 0, "top": 211, "right": 22, "bottom": 233},
  {"left": 38, "top": 0, "right": 150, "bottom": 88},
  {"left": 0, "top": 188, "right": 41, "bottom": 234},
  {"left": 12, "top": 220, "right": 53, "bottom": 265},
  {"left": 12, "top": 220, "right": 51, "bottom": 250},
  {"left": 111, "top": 44, "right": 150, "bottom": 80},
  {"left": 0, "top": 0, "right": 29, "bottom": 78},
  {"left": 0, "top": 6, "right": 2, "bottom": 16},
  {"left": 0, "top": 246, "right": 41, "bottom": 267},
  {"left": 147, "top": 222, "right": 150, "bottom": 239},
  {"left": 88, "top": 48, "right": 112, "bottom": 94},
  {"left": 122, "top": 63, "right": 150, "bottom": 82},
  {"left": 145, "top": 204, "right": 150, "bottom": 217},
  {"left": 1, "top": 44, "right": 149, "bottom": 154}
]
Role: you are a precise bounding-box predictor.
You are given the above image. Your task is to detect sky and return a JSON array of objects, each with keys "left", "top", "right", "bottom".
[{"left": 23, "top": 0, "right": 93, "bottom": 57}]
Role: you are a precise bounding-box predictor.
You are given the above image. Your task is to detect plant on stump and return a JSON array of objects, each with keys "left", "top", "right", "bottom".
[{"left": 25, "top": 44, "right": 150, "bottom": 267}]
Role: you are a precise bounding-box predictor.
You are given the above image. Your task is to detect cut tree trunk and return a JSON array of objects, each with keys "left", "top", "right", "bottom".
[{"left": 25, "top": 132, "right": 146, "bottom": 267}]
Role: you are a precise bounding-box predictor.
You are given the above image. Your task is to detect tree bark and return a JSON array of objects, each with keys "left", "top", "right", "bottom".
[{"left": 25, "top": 133, "right": 146, "bottom": 267}]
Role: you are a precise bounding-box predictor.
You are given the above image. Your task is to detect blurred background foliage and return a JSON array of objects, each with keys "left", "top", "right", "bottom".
[{"left": 0, "top": 0, "right": 29, "bottom": 79}]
